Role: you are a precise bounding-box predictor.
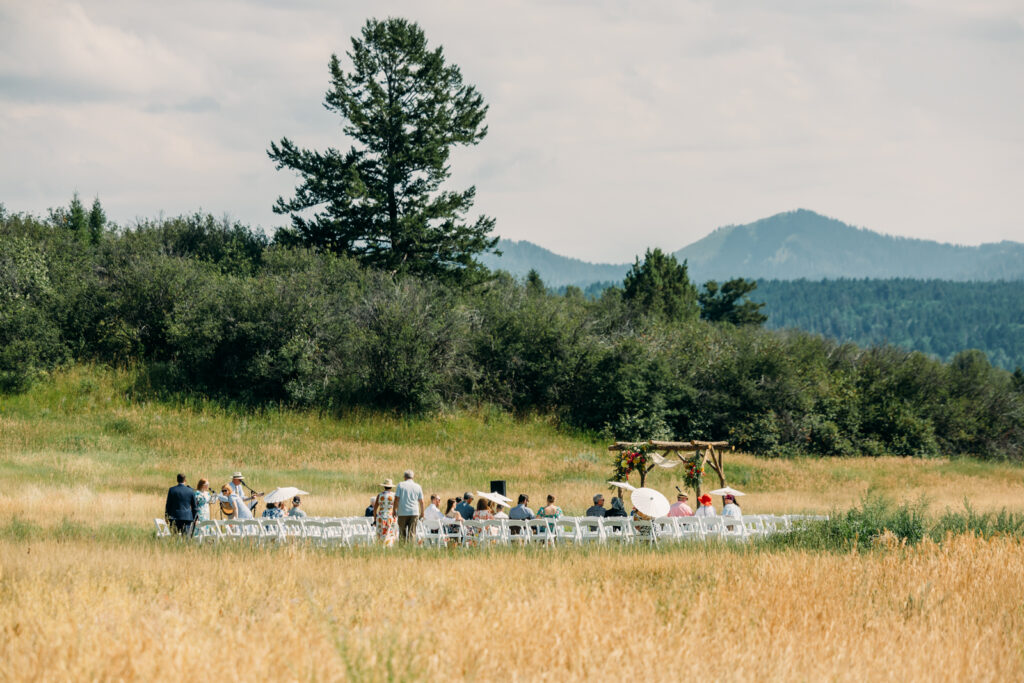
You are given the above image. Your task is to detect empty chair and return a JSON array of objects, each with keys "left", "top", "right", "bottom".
[
  {"left": 700, "top": 516, "right": 725, "bottom": 541},
  {"left": 153, "top": 518, "right": 171, "bottom": 538},
  {"left": 578, "top": 517, "right": 605, "bottom": 545},
  {"left": 281, "top": 517, "right": 305, "bottom": 541},
  {"left": 741, "top": 515, "right": 765, "bottom": 539},
  {"left": 601, "top": 517, "right": 634, "bottom": 544},
  {"left": 240, "top": 519, "right": 264, "bottom": 544},
  {"left": 417, "top": 518, "right": 446, "bottom": 548},
  {"left": 193, "top": 519, "right": 221, "bottom": 544},
  {"left": 322, "top": 519, "right": 347, "bottom": 546},
  {"left": 675, "top": 517, "right": 704, "bottom": 542},
  {"left": 220, "top": 519, "right": 245, "bottom": 541},
  {"left": 345, "top": 518, "right": 376, "bottom": 546},
  {"left": 653, "top": 517, "right": 680, "bottom": 542},
  {"left": 302, "top": 519, "right": 327, "bottom": 546},
  {"left": 554, "top": 518, "right": 582, "bottom": 545}
]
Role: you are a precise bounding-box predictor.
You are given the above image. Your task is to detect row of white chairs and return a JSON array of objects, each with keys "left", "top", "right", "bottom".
[{"left": 154, "top": 514, "right": 828, "bottom": 546}]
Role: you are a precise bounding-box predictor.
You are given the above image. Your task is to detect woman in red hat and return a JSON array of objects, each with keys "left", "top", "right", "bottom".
[{"left": 694, "top": 493, "right": 716, "bottom": 517}]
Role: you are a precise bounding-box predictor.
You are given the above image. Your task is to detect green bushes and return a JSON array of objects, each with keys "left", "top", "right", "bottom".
[{"left": 3, "top": 211, "right": 1023, "bottom": 459}]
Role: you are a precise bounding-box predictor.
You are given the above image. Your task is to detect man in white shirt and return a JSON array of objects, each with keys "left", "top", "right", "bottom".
[
  {"left": 392, "top": 470, "right": 424, "bottom": 543},
  {"left": 228, "top": 472, "right": 259, "bottom": 515},
  {"left": 423, "top": 494, "right": 444, "bottom": 521}
]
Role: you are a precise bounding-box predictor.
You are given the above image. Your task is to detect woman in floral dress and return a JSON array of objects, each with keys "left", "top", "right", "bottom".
[
  {"left": 193, "top": 478, "right": 212, "bottom": 522},
  {"left": 372, "top": 479, "right": 398, "bottom": 547}
]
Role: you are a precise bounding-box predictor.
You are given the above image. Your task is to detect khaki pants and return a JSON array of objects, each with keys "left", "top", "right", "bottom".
[{"left": 397, "top": 515, "right": 418, "bottom": 542}]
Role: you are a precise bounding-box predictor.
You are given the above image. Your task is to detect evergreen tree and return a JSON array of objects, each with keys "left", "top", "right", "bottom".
[
  {"left": 699, "top": 278, "right": 767, "bottom": 326},
  {"left": 525, "top": 269, "right": 546, "bottom": 296},
  {"left": 67, "top": 192, "right": 87, "bottom": 235},
  {"left": 269, "top": 17, "right": 496, "bottom": 285},
  {"left": 88, "top": 197, "right": 106, "bottom": 245},
  {"left": 622, "top": 248, "right": 698, "bottom": 323}
]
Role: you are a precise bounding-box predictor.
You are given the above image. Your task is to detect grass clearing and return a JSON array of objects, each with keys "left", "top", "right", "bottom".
[{"left": 2, "top": 366, "right": 1024, "bottom": 680}]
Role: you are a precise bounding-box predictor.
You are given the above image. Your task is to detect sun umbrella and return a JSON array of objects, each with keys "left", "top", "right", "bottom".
[
  {"left": 630, "top": 488, "right": 671, "bottom": 518},
  {"left": 707, "top": 487, "right": 746, "bottom": 498},
  {"left": 607, "top": 481, "right": 636, "bottom": 492},
  {"left": 476, "top": 491, "right": 508, "bottom": 506},
  {"left": 264, "top": 487, "right": 310, "bottom": 504}
]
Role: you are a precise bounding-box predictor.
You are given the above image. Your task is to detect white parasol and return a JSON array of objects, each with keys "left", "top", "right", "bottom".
[
  {"left": 607, "top": 481, "right": 636, "bottom": 492},
  {"left": 630, "top": 488, "right": 671, "bottom": 518},
  {"left": 707, "top": 487, "right": 746, "bottom": 498},
  {"left": 264, "top": 486, "right": 310, "bottom": 504},
  {"left": 476, "top": 491, "right": 508, "bottom": 507}
]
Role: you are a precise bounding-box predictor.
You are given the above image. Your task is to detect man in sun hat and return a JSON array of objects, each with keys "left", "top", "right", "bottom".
[
  {"left": 668, "top": 492, "right": 694, "bottom": 517},
  {"left": 694, "top": 493, "right": 716, "bottom": 517},
  {"left": 228, "top": 472, "right": 261, "bottom": 514}
]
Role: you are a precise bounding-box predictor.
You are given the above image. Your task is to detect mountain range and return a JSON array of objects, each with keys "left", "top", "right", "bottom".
[{"left": 479, "top": 209, "right": 1024, "bottom": 287}]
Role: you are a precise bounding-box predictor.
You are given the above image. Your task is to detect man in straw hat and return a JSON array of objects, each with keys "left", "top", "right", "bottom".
[
  {"left": 668, "top": 492, "right": 694, "bottom": 517},
  {"left": 228, "top": 472, "right": 261, "bottom": 515}
]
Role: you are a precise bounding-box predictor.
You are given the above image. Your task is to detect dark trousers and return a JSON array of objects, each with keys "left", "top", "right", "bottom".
[
  {"left": 169, "top": 518, "right": 192, "bottom": 534},
  {"left": 397, "top": 515, "right": 418, "bottom": 542}
]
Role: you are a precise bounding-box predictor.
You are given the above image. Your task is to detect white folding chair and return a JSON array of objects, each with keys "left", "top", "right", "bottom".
[
  {"left": 193, "top": 519, "right": 221, "bottom": 544},
  {"left": 721, "top": 516, "right": 746, "bottom": 542},
  {"left": 220, "top": 519, "right": 245, "bottom": 541},
  {"left": 302, "top": 519, "right": 327, "bottom": 547},
  {"left": 153, "top": 518, "right": 171, "bottom": 538},
  {"left": 478, "top": 519, "right": 509, "bottom": 547},
  {"left": 741, "top": 515, "right": 765, "bottom": 539},
  {"left": 578, "top": 517, "right": 605, "bottom": 545},
  {"left": 505, "top": 519, "right": 530, "bottom": 545},
  {"left": 653, "top": 517, "right": 680, "bottom": 542},
  {"left": 417, "top": 518, "right": 446, "bottom": 548},
  {"left": 602, "top": 518, "right": 634, "bottom": 544},
  {"left": 527, "top": 518, "right": 556, "bottom": 546},
  {"left": 675, "top": 517, "right": 704, "bottom": 542},
  {"left": 345, "top": 518, "right": 376, "bottom": 546},
  {"left": 437, "top": 519, "right": 465, "bottom": 547},
  {"left": 322, "top": 519, "right": 347, "bottom": 546},
  {"left": 633, "top": 519, "right": 658, "bottom": 545},
  {"left": 700, "top": 516, "right": 725, "bottom": 541},
  {"left": 281, "top": 518, "right": 305, "bottom": 541},
  {"left": 554, "top": 518, "right": 582, "bottom": 545}
]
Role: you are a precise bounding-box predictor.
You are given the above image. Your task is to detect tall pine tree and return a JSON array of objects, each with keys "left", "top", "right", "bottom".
[{"left": 269, "top": 18, "right": 496, "bottom": 285}]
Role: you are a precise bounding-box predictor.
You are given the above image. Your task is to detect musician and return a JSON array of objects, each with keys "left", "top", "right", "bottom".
[
  {"left": 216, "top": 484, "right": 251, "bottom": 520},
  {"left": 228, "top": 472, "right": 261, "bottom": 515}
]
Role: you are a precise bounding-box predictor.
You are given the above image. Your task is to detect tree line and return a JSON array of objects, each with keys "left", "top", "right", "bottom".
[{"left": 2, "top": 206, "right": 1023, "bottom": 460}]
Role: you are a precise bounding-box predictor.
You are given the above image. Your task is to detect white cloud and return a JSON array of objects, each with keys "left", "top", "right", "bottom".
[{"left": 0, "top": 0, "right": 1021, "bottom": 260}]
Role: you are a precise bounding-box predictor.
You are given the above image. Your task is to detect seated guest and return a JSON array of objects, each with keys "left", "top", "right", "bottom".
[
  {"left": 694, "top": 494, "right": 716, "bottom": 517},
  {"left": 721, "top": 494, "right": 742, "bottom": 518},
  {"left": 364, "top": 497, "right": 375, "bottom": 517},
  {"left": 165, "top": 473, "right": 197, "bottom": 534},
  {"left": 444, "top": 498, "right": 463, "bottom": 521},
  {"left": 455, "top": 492, "right": 475, "bottom": 522},
  {"left": 262, "top": 501, "right": 284, "bottom": 518},
  {"left": 509, "top": 494, "right": 534, "bottom": 520},
  {"left": 537, "top": 494, "right": 562, "bottom": 519},
  {"left": 288, "top": 496, "right": 306, "bottom": 517},
  {"left": 668, "top": 492, "right": 694, "bottom": 517},
  {"left": 423, "top": 494, "right": 445, "bottom": 521},
  {"left": 586, "top": 494, "right": 607, "bottom": 517},
  {"left": 604, "top": 497, "right": 628, "bottom": 518},
  {"left": 493, "top": 502, "right": 509, "bottom": 519},
  {"left": 473, "top": 498, "right": 495, "bottom": 520}
]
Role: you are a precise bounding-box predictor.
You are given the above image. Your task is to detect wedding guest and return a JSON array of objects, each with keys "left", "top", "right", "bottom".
[
  {"left": 288, "top": 496, "right": 307, "bottom": 518},
  {"left": 721, "top": 494, "right": 742, "bottom": 518},
  {"left": 695, "top": 494, "right": 716, "bottom": 517},
  {"left": 586, "top": 494, "right": 607, "bottom": 517},
  {"left": 373, "top": 479, "right": 398, "bottom": 547},
  {"left": 165, "top": 473, "right": 197, "bottom": 534},
  {"left": 668, "top": 492, "right": 694, "bottom": 517},
  {"left": 604, "top": 497, "right": 628, "bottom": 518}
]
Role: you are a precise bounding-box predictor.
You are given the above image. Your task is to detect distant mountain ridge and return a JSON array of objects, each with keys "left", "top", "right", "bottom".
[{"left": 480, "top": 209, "right": 1024, "bottom": 286}]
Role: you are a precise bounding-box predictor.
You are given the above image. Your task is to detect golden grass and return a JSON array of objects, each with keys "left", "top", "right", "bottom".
[
  {"left": 4, "top": 366, "right": 1024, "bottom": 680},
  {"left": 2, "top": 536, "right": 1023, "bottom": 681}
]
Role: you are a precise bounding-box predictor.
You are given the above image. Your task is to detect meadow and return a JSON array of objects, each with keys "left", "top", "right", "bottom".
[{"left": 2, "top": 366, "right": 1024, "bottom": 681}]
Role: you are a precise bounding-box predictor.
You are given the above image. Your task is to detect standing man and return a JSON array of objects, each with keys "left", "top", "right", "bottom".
[
  {"left": 165, "top": 473, "right": 197, "bottom": 534},
  {"left": 423, "top": 494, "right": 444, "bottom": 521},
  {"left": 668, "top": 492, "right": 694, "bottom": 517},
  {"left": 586, "top": 494, "right": 607, "bottom": 517},
  {"left": 393, "top": 470, "right": 424, "bottom": 543},
  {"left": 455, "top": 492, "right": 475, "bottom": 522}
]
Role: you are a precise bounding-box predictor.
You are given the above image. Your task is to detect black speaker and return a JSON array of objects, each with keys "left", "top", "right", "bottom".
[{"left": 489, "top": 480, "right": 507, "bottom": 497}]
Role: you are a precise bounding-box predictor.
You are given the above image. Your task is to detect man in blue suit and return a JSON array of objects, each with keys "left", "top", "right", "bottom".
[{"left": 165, "top": 473, "right": 197, "bottom": 534}]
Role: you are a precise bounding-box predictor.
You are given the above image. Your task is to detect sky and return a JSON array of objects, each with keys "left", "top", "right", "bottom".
[{"left": 1, "top": 0, "right": 1022, "bottom": 262}]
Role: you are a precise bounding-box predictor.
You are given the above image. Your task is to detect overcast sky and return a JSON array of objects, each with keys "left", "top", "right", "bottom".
[{"left": 2, "top": 0, "right": 1022, "bottom": 262}]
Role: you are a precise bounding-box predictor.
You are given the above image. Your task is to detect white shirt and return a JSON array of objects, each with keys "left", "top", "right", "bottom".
[
  {"left": 694, "top": 505, "right": 716, "bottom": 517},
  {"left": 395, "top": 479, "right": 424, "bottom": 516},
  {"left": 722, "top": 503, "right": 743, "bottom": 518},
  {"left": 494, "top": 511, "right": 509, "bottom": 519},
  {"left": 423, "top": 503, "right": 444, "bottom": 521}
]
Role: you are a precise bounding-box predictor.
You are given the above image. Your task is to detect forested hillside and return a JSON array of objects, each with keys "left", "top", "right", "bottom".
[{"left": 757, "top": 279, "right": 1024, "bottom": 371}]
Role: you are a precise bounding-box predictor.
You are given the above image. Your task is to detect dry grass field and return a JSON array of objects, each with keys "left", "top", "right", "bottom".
[{"left": 2, "top": 366, "right": 1024, "bottom": 681}]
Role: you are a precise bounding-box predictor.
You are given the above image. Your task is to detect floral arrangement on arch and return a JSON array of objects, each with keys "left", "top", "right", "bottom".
[
  {"left": 682, "top": 453, "right": 705, "bottom": 491},
  {"left": 611, "top": 446, "right": 651, "bottom": 483}
]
